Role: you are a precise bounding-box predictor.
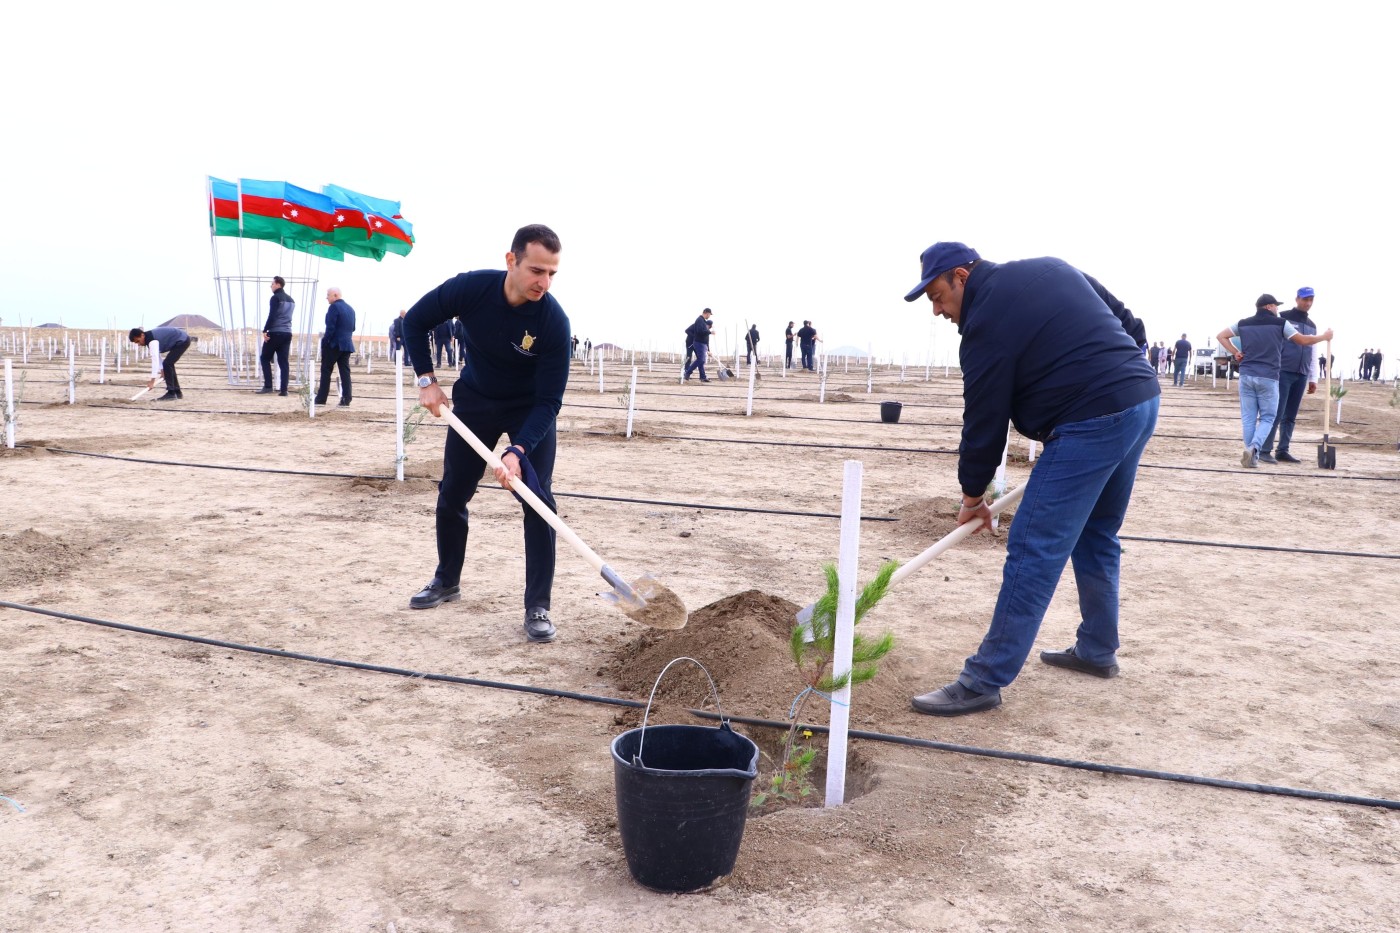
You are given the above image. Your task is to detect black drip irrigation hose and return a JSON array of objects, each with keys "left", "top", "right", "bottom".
[
  {"left": 2, "top": 599, "right": 1394, "bottom": 812},
  {"left": 17, "top": 445, "right": 897, "bottom": 523},
  {"left": 18, "top": 445, "right": 1397, "bottom": 552},
  {"left": 1119, "top": 534, "right": 1399, "bottom": 560}
]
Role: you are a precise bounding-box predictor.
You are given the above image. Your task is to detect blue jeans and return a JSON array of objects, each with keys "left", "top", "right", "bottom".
[
  {"left": 683, "top": 342, "right": 709, "bottom": 381},
  {"left": 1261, "top": 370, "right": 1306, "bottom": 455},
  {"left": 1237, "top": 373, "right": 1280, "bottom": 450},
  {"left": 1172, "top": 360, "right": 1188, "bottom": 386},
  {"left": 958, "top": 396, "right": 1159, "bottom": 693}
]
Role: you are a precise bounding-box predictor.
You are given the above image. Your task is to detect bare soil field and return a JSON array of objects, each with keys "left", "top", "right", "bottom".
[{"left": 2, "top": 339, "right": 1398, "bottom": 932}]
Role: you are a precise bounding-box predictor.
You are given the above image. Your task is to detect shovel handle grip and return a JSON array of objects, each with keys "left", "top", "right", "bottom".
[
  {"left": 440, "top": 408, "right": 607, "bottom": 576},
  {"left": 889, "top": 484, "right": 1026, "bottom": 588}
]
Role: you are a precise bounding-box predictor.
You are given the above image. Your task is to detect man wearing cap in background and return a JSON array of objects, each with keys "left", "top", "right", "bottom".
[
  {"left": 903, "top": 242, "right": 1159, "bottom": 716},
  {"left": 683, "top": 308, "right": 713, "bottom": 382},
  {"left": 1217, "top": 294, "right": 1332, "bottom": 468},
  {"left": 1258, "top": 288, "right": 1322, "bottom": 464}
]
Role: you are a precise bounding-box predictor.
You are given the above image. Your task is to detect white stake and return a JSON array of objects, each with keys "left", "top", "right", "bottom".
[
  {"left": 992, "top": 425, "right": 1010, "bottom": 533},
  {"left": 67, "top": 341, "right": 75, "bottom": 404},
  {"left": 395, "top": 353, "right": 404, "bottom": 481},
  {"left": 597, "top": 348, "right": 604, "bottom": 394},
  {"left": 625, "top": 365, "right": 638, "bottom": 438},
  {"left": 4, "top": 358, "right": 15, "bottom": 449},
  {"left": 745, "top": 356, "right": 756, "bottom": 416},
  {"left": 825, "top": 459, "right": 863, "bottom": 808},
  {"left": 819, "top": 360, "right": 827, "bottom": 404},
  {"left": 1028, "top": 439, "right": 1037, "bottom": 462},
  {"left": 99, "top": 338, "right": 106, "bottom": 384}
]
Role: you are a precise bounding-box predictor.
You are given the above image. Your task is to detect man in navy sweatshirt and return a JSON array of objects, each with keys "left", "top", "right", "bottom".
[
  {"left": 902, "top": 242, "right": 1159, "bottom": 716},
  {"left": 402, "top": 224, "right": 571, "bottom": 644},
  {"left": 128, "top": 325, "right": 192, "bottom": 402}
]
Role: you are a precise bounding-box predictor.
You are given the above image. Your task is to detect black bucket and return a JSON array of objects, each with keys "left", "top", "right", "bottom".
[
  {"left": 611, "top": 658, "right": 758, "bottom": 892},
  {"left": 880, "top": 400, "right": 903, "bottom": 423}
]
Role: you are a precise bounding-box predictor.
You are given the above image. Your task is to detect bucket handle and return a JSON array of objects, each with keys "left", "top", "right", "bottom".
[{"left": 634, "top": 656, "right": 729, "bottom": 768}]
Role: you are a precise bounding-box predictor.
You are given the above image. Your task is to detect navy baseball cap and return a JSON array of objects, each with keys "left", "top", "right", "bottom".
[
  {"left": 1256, "top": 293, "right": 1283, "bottom": 308},
  {"left": 1297, "top": 286, "right": 1315, "bottom": 299},
  {"left": 904, "top": 242, "right": 980, "bottom": 301}
]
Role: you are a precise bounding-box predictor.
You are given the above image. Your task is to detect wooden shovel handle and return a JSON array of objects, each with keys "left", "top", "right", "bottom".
[
  {"left": 439, "top": 408, "right": 607, "bottom": 575},
  {"left": 1323, "top": 339, "right": 1332, "bottom": 435},
  {"left": 889, "top": 484, "right": 1026, "bottom": 588}
]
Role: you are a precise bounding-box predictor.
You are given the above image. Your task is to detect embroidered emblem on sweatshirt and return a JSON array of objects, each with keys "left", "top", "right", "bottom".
[{"left": 513, "top": 330, "right": 538, "bottom": 357}]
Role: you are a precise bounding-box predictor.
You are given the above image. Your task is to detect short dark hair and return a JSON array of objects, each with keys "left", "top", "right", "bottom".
[
  {"left": 128, "top": 327, "right": 144, "bottom": 342},
  {"left": 940, "top": 261, "right": 979, "bottom": 285},
  {"left": 273, "top": 275, "right": 285, "bottom": 287},
  {"left": 511, "top": 224, "right": 561, "bottom": 259}
]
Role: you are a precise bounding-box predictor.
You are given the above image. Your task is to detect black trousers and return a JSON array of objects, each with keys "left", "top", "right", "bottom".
[
  {"left": 435, "top": 382, "right": 557, "bottom": 609},
  {"left": 785, "top": 340, "right": 793, "bottom": 368},
  {"left": 260, "top": 332, "right": 292, "bottom": 391},
  {"left": 161, "top": 339, "right": 190, "bottom": 392},
  {"left": 315, "top": 348, "right": 352, "bottom": 404}
]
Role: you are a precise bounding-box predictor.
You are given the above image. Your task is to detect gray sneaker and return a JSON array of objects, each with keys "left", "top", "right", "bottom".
[
  {"left": 1257, "top": 451, "right": 1277, "bottom": 464},
  {"left": 524, "top": 607, "right": 557, "bottom": 643},
  {"left": 1241, "top": 447, "right": 1256, "bottom": 468}
]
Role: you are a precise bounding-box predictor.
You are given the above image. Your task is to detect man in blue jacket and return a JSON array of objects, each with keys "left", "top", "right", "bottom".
[
  {"left": 401, "top": 224, "right": 571, "bottom": 644},
  {"left": 902, "top": 242, "right": 1159, "bottom": 716},
  {"left": 128, "top": 325, "right": 192, "bottom": 402},
  {"left": 314, "top": 287, "right": 357, "bottom": 407},
  {"left": 1258, "top": 288, "right": 1322, "bottom": 464}
]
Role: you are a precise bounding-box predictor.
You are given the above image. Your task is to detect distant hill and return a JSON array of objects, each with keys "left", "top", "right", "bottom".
[
  {"left": 826, "top": 345, "right": 870, "bottom": 358},
  {"left": 159, "top": 314, "right": 221, "bottom": 329}
]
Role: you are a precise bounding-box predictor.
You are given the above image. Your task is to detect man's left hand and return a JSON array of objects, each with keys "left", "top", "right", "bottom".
[
  {"left": 1307, "top": 381, "right": 1317, "bottom": 395},
  {"left": 494, "top": 449, "right": 522, "bottom": 489}
]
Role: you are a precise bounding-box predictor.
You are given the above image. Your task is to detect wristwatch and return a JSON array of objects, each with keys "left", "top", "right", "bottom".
[{"left": 416, "top": 374, "right": 438, "bottom": 389}]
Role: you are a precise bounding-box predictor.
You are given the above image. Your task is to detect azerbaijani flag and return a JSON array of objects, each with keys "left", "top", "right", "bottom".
[
  {"left": 325, "top": 202, "right": 385, "bottom": 261},
  {"left": 283, "top": 238, "right": 346, "bottom": 261},
  {"left": 240, "top": 179, "right": 335, "bottom": 244},
  {"left": 368, "top": 213, "right": 414, "bottom": 257},
  {"left": 208, "top": 176, "right": 239, "bottom": 237},
  {"left": 323, "top": 183, "right": 402, "bottom": 220}
]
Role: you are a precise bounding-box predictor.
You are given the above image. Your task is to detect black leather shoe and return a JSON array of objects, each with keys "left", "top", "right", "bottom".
[
  {"left": 155, "top": 391, "right": 181, "bottom": 402},
  {"left": 1040, "top": 646, "right": 1119, "bottom": 678},
  {"left": 409, "top": 580, "right": 460, "bottom": 610},
  {"left": 911, "top": 681, "right": 1001, "bottom": 716},
  {"left": 524, "top": 607, "right": 557, "bottom": 643},
  {"left": 337, "top": 400, "right": 351, "bottom": 407},
  {"left": 255, "top": 387, "right": 274, "bottom": 394},
  {"left": 278, "top": 390, "right": 288, "bottom": 397},
  {"left": 1276, "top": 451, "right": 1301, "bottom": 463}
]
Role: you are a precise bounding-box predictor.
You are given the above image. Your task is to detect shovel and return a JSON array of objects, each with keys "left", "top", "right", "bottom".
[
  {"left": 795, "top": 483, "right": 1026, "bottom": 627},
  {"left": 439, "top": 408, "right": 687, "bottom": 629},
  {"left": 1318, "top": 339, "right": 1337, "bottom": 470}
]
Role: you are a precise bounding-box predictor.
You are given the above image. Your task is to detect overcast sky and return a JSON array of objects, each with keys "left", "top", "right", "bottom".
[{"left": 3, "top": 1, "right": 1395, "bottom": 376}]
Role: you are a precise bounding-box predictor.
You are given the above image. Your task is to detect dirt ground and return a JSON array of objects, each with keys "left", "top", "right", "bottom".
[{"left": 2, "top": 339, "right": 1398, "bottom": 932}]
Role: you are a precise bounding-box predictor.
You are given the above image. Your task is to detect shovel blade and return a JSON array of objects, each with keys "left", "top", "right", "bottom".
[{"left": 1318, "top": 436, "right": 1337, "bottom": 470}]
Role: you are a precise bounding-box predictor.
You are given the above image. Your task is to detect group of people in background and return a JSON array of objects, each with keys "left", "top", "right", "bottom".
[{"left": 1357, "top": 348, "right": 1385, "bottom": 380}]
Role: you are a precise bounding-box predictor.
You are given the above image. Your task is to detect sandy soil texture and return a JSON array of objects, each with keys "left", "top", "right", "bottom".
[{"left": 2, "top": 340, "right": 1398, "bottom": 932}]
